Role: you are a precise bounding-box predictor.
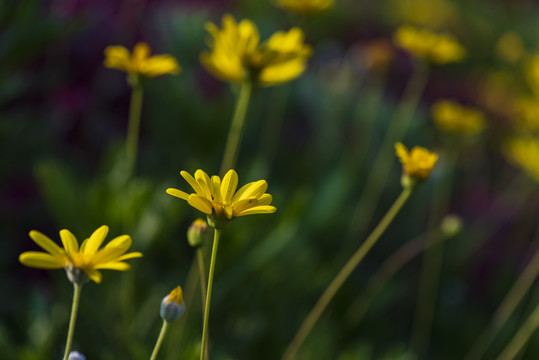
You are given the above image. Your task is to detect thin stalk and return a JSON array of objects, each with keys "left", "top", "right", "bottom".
[
  {"left": 126, "top": 84, "right": 144, "bottom": 176},
  {"left": 411, "top": 146, "right": 458, "bottom": 355},
  {"left": 220, "top": 82, "right": 253, "bottom": 176},
  {"left": 282, "top": 187, "right": 413, "bottom": 360},
  {"left": 200, "top": 228, "right": 222, "bottom": 360},
  {"left": 465, "top": 233, "right": 539, "bottom": 360},
  {"left": 496, "top": 303, "right": 539, "bottom": 360},
  {"left": 197, "top": 248, "right": 209, "bottom": 359},
  {"left": 344, "top": 64, "right": 428, "bottom": 244},
  {"left": 62, "top": 283, "right": 82, "bottom": 360},
  {"left": 150, "top": 320, "right": 169, "bottom": 360}
]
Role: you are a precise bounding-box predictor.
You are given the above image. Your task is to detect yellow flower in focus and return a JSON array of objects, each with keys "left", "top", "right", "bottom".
[
  {"left": 19, "top": 225, "right": 143, "bottom": 284},
  {"left": 504, "top": 136, "right": 539, "bottom": 182},
  {"left": 393, "top": 25, "right": 465, "bottom": 64},
  {"left": 104, "top": 42, "right": 180, "bottom": 78},
  {"left": 431, "top": 100, "right": 487, "bottom": 135},
  {"left": 395, "top": 142, "right": 438, "bottom": 182},
  {"left": 166, "top": 169, "right": 276, "bottom": 228},
  {"left": 274, "top": 0, "right": 333, "bottom": 14},
  {"left": 200, "top": 14, "right": 312, "bottom": 86}
]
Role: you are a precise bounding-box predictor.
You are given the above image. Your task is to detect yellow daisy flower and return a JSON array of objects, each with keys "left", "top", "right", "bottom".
[
  {"left": 200, "top": 14, "right": 312, "bottom": 86},
  {"left": 166, "top": 169, "right": 276, "bottom": 228},
  {"left": 431, "top": 100, "right": 487, "bottom": 135},
  {"left": 504, "top": 136, "right": 539, "bottom": 182},
  {"left": 395, "top": 142, "right": 438, "bottom": 183},
  {"left": 393, "top": 25, "right": 465, "bottom": 64},
  {"left": 274, "top": 0, "right": 334, "bottom": 14},
  {"left": 104, "top": 42, "right": 180, "bottom": 78},
  {"left": 19, "top": 225, "right": 143, "bottom": 284}
]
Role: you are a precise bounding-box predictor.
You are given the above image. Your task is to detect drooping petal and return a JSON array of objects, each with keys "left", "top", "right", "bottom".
[
  {"left": 166, "top": 188, "right": 190, "bottom": 200},
  {"left": 236, "top": 205, "right": 277, "bottom": 216},
  {"left": 83, "top": 225, "right": 109, "bottom": 255},
  {"left": 19, "top": 252, "right": 66, "bottom": 269},
  {"left": 221, "top": 169, "right": 239, "bottom": 202},
  {"left": 60, "top": 229, "right": 79, "bottom": 255},
  {"left": 83, "top": 268, "right": 103, "bottom": 284},
  {"left": 29, "top": 230, "right": 65, "bottom": 257},
  {"left": 187, "top": 195, "right": 213, "bottom": 215}
]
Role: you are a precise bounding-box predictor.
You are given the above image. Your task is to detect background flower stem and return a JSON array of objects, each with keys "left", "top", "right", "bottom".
[
  {"left": 126, "top": 84, "right": 144, "bottom": 176},
  {"left": 200, "top": 228, "right": 221, "bottom": 360},
  {"left": 282, "top": 187, "right": 413, "bottom": 360},
  {"left": 220, "top": 82, "right": 252, "bottom": 176},
  {"left": 150, "top": 320, "right": 169, "bottom": 360},
  {"left": 496, "top": 301, "right": 539, "bottom": 360},
  {"left": 197, "top": 247, "right": 209, "bottom": 359},
  {"left": 62, "top": 283, "right": 82, "bottom": 360}
]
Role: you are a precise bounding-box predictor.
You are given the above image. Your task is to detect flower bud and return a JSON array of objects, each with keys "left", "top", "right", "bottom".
[
  {"left": 440, "top": 215, "right": 462, "bottom": 238},
  {"left": 160, "top": 286, "right": 185, "bottom": 322},
  {"left": 395, "top": 142, "right": 438, "bottom": 186},
  {"left": 187, "top": 218, "right": 212, "bottom": 247},
  {"left": 68, "top": 351, "right": 87, "bottom": 360}
]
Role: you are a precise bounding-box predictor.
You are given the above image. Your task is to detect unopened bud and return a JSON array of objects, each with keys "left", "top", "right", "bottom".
[
  {"left": 440, "top": 215, "right": 462, "bottom": 238},
  {"left": 187, "top": 218, "right": 212, "bottom": 247},
  {"left": 68, "top": 351, "right": 87, "bottom": 360},
  {"left": 160, "top": 286, "right": 186, "bottom": 322}
]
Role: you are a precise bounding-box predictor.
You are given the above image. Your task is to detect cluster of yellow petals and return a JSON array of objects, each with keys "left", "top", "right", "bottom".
[
  {"left": 431, "top": 100, "right": 487, "bottom": 135},
  {"left": 504, "top": 136, "right": 539, "bottom": 183},
  {"left": 200, "top": 14, "right": 312, "bottom": 86},
  {"left": 395, "top": 142, "right": 439, "bottom": 181},
  {"left": 19, "top": 226, "right": 142, "bottom": 284},
  {"left": 274, "top": 0, "right": 334, "bottom": 14},
  {"left": 166, "top": 169, "right": 276, "bottom": 226},
  {"left": 393, "top": 25, "right": 465, "bottom": 64},
  {"left": 104, "top": 42, "right": 180, "bottom": 78}
]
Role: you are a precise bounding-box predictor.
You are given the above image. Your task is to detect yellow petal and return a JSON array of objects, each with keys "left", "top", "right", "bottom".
[
  {"left": 236, "top": 205, "right": 277, "bottom": 216},
  {"left": 258, "top": 193, "right": 273, "bottom": 205},
  {"left": 60, "top": 229, "right": 79, "bottom": 254},
  {"left": 394, "top": 142, "right": 409, "bottom": 163},
  {"left": 259, "top": 58, "right": 308, "bottom": 86},
  {"left": 83, "top": 225, "right": 109, "bottom": 255},
  {"left": 235, "top": 180, "right": 268, "bottom": 201},
  {"left": 194, "top": 170, "right": 213, "bottom": 199},
  {"left": 166, "top": 188, "right": 190, "bottom": 200},
  {"left": 84, "top": 268, "right": 103, "bottom": 284},
  {"left": 103, "top": 46, "right": 130, "bottom": 72},
  {"left": 141, "top": 55, "right": 181, "bottom": 77},
  {"left": 29, "top": 230, "right": 65, "bottom": 257},
  {"left": 221, "top": 169, "right": 239, "bottom": 201},
  {"left": 211, "top": 175, "right": 222, "bottom": 201},
  {"left": 116, "top": 252, "right": 143, "bottom": 261},
  {"left": 19, "top": 252, "right": 66, "bottom": 269},
  {"left": 187, "top": 195, "right": 213, "bottom": 215},
  {"left": 93, "top": 261, "right": 131, "bottom": 271},
  {"left": 180, "top": 171, "right": 205, "bottom": 196},
  {"left": 92, "top": 235, "right": 132, "bottom": 264}
]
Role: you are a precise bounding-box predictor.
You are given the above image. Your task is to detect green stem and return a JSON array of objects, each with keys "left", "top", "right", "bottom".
[
  {"left": 220, "top": 82, "right": 252, "bottom": 176},
  {"left": 126, "top": 84, "right": 144, "bottom": 176},
  {"left": 200, "top": 228, "right": 222, "bottom": 360},
  {"left": 465, "top": 233, "right": 539, "bottom": 360},
  {"left": 197, "top": 248, "right": 209, "bottom": 359},
  {"left": 62, "top": 283, "right": 82, "bottom": 360},
  {"left": 496, "top": 303, "right": 539, "bottom": 360},
  {"left": 344, "top": 64, "right": 428, "bottom": 243},
  {"left": 150, "top": 320, "right": 169, "bottom": 360},
  {"left": 282, "top": 187, "right": 413, "bottom": 360},
  {"left": 411, "top": 146, "right": 458, "bottom": 355}
]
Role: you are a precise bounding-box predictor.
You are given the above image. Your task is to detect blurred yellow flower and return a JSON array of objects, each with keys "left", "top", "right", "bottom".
[
  {"left": 525, "top": 54, "right": 539, "bottom": 97},
  {"left": 200, "top": 14, "right": 312, "bottom": 86},
  {"left": 395, "top": 142, "right": 438, "bottom": 182},
  {"left": 104, "top": 42, "right": 180, "bottom": 78},
  {"left": 387, "top": 0, "right": 456, "bottom": 30},
  {"left": 166, "top": 169, "right": 276, "bottom": 228},
  {"left": 393, "top": 25, "right": 465, "bottom": 64},
  {"left": 431, "top": 100, "right": 486, "bottom": 135},
  {"left": 19, "top": 225, "right": 142, "bottom": 284},
  {"left": 517, "top": 97, "right": 539, "bottom": 131},
  {"left": 274, "top": 0, "right": 333, "bottom": 14},
  {"left": 504, "top": 136, "right": 539, "bottom": 182},
  {"left": 496, "top": 31, "right": 525, "bottom": 64}
]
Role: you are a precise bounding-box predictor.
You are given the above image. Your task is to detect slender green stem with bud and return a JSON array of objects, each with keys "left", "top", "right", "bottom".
[
  {"left": 63, "top": 283, "right": 82, "bottom": 360},
  {"left": 200, "top": 228, "right": 222, "bottom": 360},
  {"left": 149, "top": 320, "right": 169, "bottom": 360},
  {"left": 220, "top": 81, "right": 252, "bottom": 176},
  {"left": 197, "top": 248, "right": 210, "bottom": 359},
  {"left": 282, "top": 187, "right": 413, "bottom": 360}
]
